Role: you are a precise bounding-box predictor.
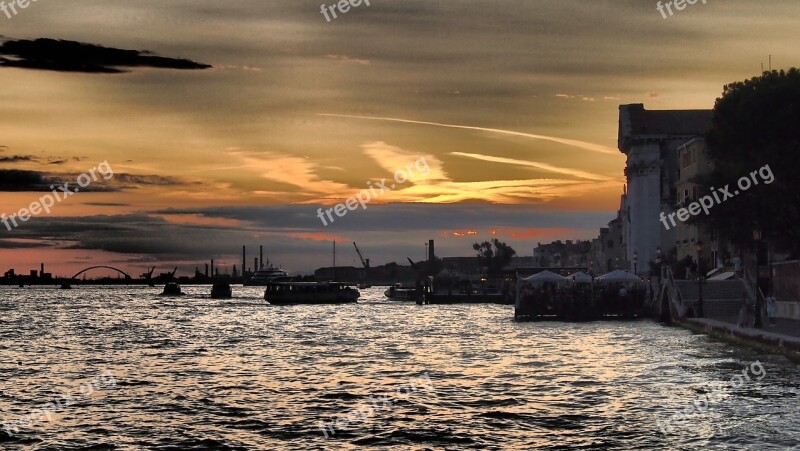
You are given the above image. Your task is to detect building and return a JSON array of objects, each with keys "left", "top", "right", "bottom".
[
  {"left": 589, "top": 201, "right": 628, "bottom": 275},
  {"left": 533, "top": 240, "right": 592, "bottom": 268},
  {"left": 617, "top": 104, "right": 713, "bottom": 274},
  {"left": 674, "top": 138, "right": 717, "bottom": 270}
]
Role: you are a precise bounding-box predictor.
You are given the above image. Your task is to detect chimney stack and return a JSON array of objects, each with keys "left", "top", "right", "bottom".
[
  {"left": 428, "top": 240, "right": 435, "bottom": 262},
  {"left": 211, "top": 259, "right": 214, "bottom": 278},
  {"left": 242, "top": 246, "right": 246, "bottom": 278},
  {"left": 260, "top": 246, "right": 264, "bottom": 270},
  {"left": 205, "top": 263, "right": 209, "bottom": 277},
  {"left": 41, "top": 263, "right": 44, "bottom": 275}
]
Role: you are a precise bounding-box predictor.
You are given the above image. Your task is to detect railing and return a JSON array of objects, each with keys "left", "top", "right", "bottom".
[{"left": 661, "top": 266, "right": 686, "bottom": 320}]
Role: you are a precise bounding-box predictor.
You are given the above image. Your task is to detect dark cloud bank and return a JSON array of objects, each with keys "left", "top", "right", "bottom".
[{"left": 0, "top": 38, "right": 211, "bottom": 73}]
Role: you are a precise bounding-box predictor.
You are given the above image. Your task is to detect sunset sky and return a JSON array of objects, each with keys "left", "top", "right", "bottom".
[{"left": 1, "top": 0, "right": 799, "bottom": 276}]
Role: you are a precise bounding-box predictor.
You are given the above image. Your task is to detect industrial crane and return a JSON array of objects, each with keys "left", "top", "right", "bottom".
[
  {"left": 353, "top": 242, "right": 371, "bottom": 288},
  {"left": 353, "top": 242, "right": 369, "bottom": 269},
  {"left": 140, "top": 267, "right": 155, "bottom": 287}
]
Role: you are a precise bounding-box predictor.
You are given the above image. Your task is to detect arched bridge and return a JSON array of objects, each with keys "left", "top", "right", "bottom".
[{"left": 70, "top": 266, "right": 132, "bottom": 280}]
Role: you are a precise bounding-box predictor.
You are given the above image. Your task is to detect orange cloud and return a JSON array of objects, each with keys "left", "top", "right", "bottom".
[
  {"left": 159, "top": 214, "right": 242, "bottom": 227},
  {"left": 500, "top": 227, "right": 573, "bottom": 239},
  {"left": 442, "top": 230, "right": 479, "bottom": 238},
  {"left": 287, "top": 232, "right": 349, "bottom": 242}
]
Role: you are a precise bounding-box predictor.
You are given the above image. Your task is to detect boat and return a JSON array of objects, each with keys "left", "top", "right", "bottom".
[
  {"left": 244, "top": 264, "right": 289, "bottom": 286},
  {"left": 211, "top": 277, "right": 233, "bottom": 299},
  {"left": 420, "top": 275, "right": 513, "bottom": 305},
  {"left": 384, "top": 283, "right": 420, "bottom": 302},
  {"left": 264, "top": 281, "right": 360, "bottom": 305},
  {"left": 357, "top": 283, "right": 372, "bottom": 289},
  {"left": 161, "top": 282, "right": 185, "bottom": 296}
]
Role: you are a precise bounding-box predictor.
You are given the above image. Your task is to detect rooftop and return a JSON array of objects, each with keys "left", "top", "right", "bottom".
[{"left": 618, "top": 104, "right": 713, "bottom": 153}]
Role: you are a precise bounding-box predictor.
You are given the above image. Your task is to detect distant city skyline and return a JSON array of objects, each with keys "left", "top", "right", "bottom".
[{"left": 1, "top": 0, "right": 799, "bottom": 276}]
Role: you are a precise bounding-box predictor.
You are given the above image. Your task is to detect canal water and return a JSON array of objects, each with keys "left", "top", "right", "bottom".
[{"left": 0, "top": 286, "right": 798, "bottom": 450}]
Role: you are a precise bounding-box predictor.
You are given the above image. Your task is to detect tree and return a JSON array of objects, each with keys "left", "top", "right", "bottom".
[
  {"left": 473, "top": 239, "right": 517, "bottom": 275},
  {"left": 699, "top": 68, "right": 800, "bottom": 256}
]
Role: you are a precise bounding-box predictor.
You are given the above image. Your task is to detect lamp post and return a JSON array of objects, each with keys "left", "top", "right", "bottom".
[
  {"left": 633, "top": 251, "right": 639, "bottom": 275},
  {"left": 753, "top": 228, "right": 763, "bottom": 328},
  {"left": 696, "top": 241, "right": 704, "bottom": 318}
]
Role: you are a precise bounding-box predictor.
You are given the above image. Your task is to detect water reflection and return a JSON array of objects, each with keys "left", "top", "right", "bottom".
[{"left": 0, "top": 286, "right": 797, "bottom": 449}]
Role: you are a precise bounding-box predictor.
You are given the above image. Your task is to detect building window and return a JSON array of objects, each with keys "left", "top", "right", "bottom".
[{"left": 681, "top": 148, "right": 696, "bottom": 168}]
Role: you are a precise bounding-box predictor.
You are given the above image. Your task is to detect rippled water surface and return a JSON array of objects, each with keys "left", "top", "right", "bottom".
[{"left": 1, "top": 286, "right": 798, "bottom": 450}]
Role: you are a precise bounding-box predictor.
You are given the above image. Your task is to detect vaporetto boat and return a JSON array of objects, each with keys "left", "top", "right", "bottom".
[{"left": 264, "top": 281, "right": 360, "bottom": 305}]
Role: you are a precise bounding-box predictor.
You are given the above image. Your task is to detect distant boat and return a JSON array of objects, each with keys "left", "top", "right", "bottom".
[
  {"left": 264, "top": 281, "right": 359, "bottom": 305},
  {"left": 244, "top": 264, "right": 289, "bottom": 286},
  {"left": 357, "top": 283, "right": 372, "bottom": 289},
  {"left": 161, "top": 282, "right": 184, "bottom": 296},
  {"left": 211, "top": 278, "right": 233, "bottom": 299},
  {"left": 384, "top": 283, "right": 420, "bottom": 302},
  {"left": 60, "top": 283, "right": 72, "bottom": 289}
]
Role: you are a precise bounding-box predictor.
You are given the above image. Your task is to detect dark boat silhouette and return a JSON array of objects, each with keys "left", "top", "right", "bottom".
[
  {"left": 211, "top": 277, "right": 233, "bottom": 299},
  {"left": 384, "top": 283, "right": 420, "bottom": 302},
  {"left": 161, "top": 282, "right": 185, "bottom": 296},
  {"left": 264, "top": 281, "right": 359, "bottom": 305}
]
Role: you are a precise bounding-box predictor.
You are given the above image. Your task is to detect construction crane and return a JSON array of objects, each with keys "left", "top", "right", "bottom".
[
  {"left": 140, "top": 267, "right": 155, "bottom": 287},
  {"left": 353, "top": 242, "right": 369, "bottom": 269},
  {"left": 353, "top": 242, "right": 371, "bottom": 288},
  {"left": 140, "top": 267, "right": 155, "bottom": 279}
]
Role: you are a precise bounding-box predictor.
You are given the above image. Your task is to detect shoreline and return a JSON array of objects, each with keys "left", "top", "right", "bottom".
[{"left": 677, "top": 318, "right": 800, "bottom": 363}]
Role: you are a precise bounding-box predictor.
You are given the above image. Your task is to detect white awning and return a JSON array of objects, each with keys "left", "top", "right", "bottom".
[
  {"left": 707, "top": 271, "right": 735, "bottom": 281},
  {"left": 595, "top": 269, "right": 641, "bottom": 284}
]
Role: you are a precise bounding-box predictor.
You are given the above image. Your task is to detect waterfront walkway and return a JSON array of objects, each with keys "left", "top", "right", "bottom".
[
  {"left": 711, "top": 315, "right": 800, "bottom": 339},
  {"left": 683, "top": 315, "right": 800, "bottom": 362}
]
